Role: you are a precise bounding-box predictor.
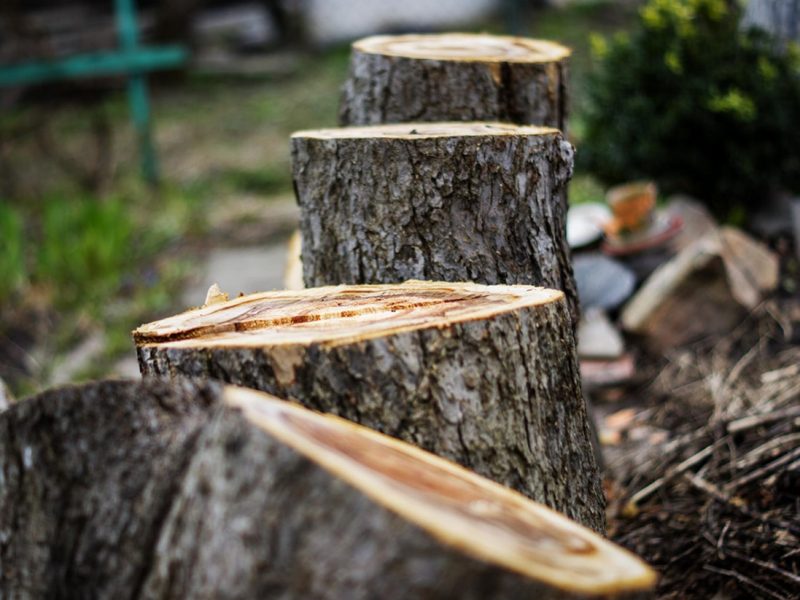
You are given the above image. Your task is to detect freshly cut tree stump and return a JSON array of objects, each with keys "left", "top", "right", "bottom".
[
  {"left": 340, "top": 33, "right": 571, "bottom": 131},
  {"left": 135, "top": 281, "right": 601, "bottom": 530},
  {"left": 291, "top": 122, "right": 579, "bottom": 326},
  {"left": 0, "top": 379, "right": 656, "bottom": 599}
]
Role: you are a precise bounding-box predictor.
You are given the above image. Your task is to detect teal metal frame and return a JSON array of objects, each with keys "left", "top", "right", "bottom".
[{"left": 0, "top": 0, "right": 188, "bottom": 183}]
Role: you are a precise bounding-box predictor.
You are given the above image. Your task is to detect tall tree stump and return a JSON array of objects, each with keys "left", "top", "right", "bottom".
[
  {"left": 136, "top": 281, "right": 601, "bottom": 530},
  {"left": 0, "top": 379, "right": 655, "bottom": 599},
  {"left": 291, "top": 122, "right": 579, "bottom": 326},
  {"left": 339, "top": 33, "right": 571, "bottom": 131}
]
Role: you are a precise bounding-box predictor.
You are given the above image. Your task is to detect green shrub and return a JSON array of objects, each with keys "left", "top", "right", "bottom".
[
  {"left": 581, "top": 0, "right": 800, "bottom": 219},
  {"left": 0, "top": 203, "right": 27, "bottom": 301}
]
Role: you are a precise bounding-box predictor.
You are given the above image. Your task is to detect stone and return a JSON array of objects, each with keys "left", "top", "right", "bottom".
[
  {"left": 621, "top": 227, "right": 779, "bottom": 350},
  {"left": 567, "top": 203, "right": 611, "bottom": 248},
  {"left": 573, "top": 253, "right": 636, "bottom": 311},
  {"left": 664, "top": 195, "right": 718, "bottom": 253},
  {"left": 578, "top": 308, "right": 625, "bottom": 360}
]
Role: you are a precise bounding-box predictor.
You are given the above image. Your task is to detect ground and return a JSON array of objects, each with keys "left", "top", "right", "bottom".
[{"left": 600, "top": 298, "right": 800, "bottom": 599}]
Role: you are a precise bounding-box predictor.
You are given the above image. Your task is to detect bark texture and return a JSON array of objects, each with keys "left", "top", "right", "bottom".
[
  {"left": 0, "top": 380, "right": 655, "bottom": 599},
  {"left": 135, "top": 281, "right": 602, "bottom": 531},
  {"left": 339, "top": 34, "right": 570, "bottom": 131},
  {"left": 292, "top": 123, "right": 579, "bottom": 327},
  {"left": 0, "top": 379, "right": 217, "bottom": 598}
]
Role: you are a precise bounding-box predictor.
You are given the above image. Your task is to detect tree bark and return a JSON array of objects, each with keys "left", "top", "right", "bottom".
[
  {"left": 339, "top": 33, "right": 571, "bottom": 132},
  {"left": 135, "top": 281, "right": 601, "bottom": 531},
  {"left": 0, "top": 379, "right": 656, "bottom": 599},
  {"left": 291, "top": 122, "right": 579, "bottom": 327}
]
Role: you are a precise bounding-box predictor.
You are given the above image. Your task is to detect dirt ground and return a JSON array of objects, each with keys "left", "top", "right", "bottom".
[{"left": 598, "top": 290, "right": 800, "bottom": 599}]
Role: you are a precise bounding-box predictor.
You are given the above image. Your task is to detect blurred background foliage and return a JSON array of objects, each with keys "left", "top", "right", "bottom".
[
  {"left": 581, "top": 0, "right": 800, "bottom": 220},
  {"left": 0, "top": 44, "right": 353, "bottom": 393}
]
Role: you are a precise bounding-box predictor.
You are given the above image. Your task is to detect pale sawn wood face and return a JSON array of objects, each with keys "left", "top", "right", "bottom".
[
  {"left": 353, "top": 33, "right": 571, "bottom": 63},
  {"left": 133, "top": 281, "right": 563, "bottom": 348},
  {"left": 293, "top": 121, "right": 557, "bottom": 140},
  {"left": 225, "top": 387, "right": 657, "bottom": 595}
]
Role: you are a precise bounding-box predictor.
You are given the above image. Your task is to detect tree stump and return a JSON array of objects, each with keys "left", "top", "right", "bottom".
[
  {"left": 291, "top": 122, "right": 579, "bottom": 326},
  {"left": 339, "top": 33, "right": 571, "bottom": 131},
  {"left": 135, "top": 281, "right": 601, "bottom": 530},
  {"left": 0, "top": 379, "right": 656, "bottom": 599}
]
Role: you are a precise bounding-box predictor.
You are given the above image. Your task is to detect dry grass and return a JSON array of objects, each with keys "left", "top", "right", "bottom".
[{"left": 605, "top": 300, "right": 800, "bottom": 599}]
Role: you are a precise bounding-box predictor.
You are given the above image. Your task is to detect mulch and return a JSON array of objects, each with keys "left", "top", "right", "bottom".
[{"left": 603, "top": 298, "right": 800, "bottom": 599}]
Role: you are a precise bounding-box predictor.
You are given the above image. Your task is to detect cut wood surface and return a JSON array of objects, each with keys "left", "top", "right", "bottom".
[
  {"left": 0, "top": 379, "right": 656, "bottom": 599},
  {"left": 291, "top": 122, "right": 579, "bottom": 326},
  {"left": 136, "top": 281, "right": 602, "bottom": 530},
  {"left": 339, "top": 33, "right": 570, "bottom": 130},
  {"left": 284, "top": 229, "right": 304, "bottom": 290}
]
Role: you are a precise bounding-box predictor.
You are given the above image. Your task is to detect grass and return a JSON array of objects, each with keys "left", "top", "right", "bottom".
[
  {"left": 38, "top": 196, "right": 135, "bottom": 310},
  {"left": 0, "top": 205, "right": 26, "bottom": 300},
  {"left": 0, "top": 48, "right": 352, "bottom": 395},
  {"left": 0, "top": 177, "right": 220, "bottom": 393},
  {"left": 569, "top": 173, "right": 608, "bottom": 205}
]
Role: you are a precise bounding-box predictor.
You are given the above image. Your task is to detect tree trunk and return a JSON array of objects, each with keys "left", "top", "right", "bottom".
[
  {"left": 0, "top": 376, "right": 12, "bottom": 411},
  {"left": 291, "top": 122, "right": 579, "bottom": 327},
  {"left": 339, "top": 33, "right": 571, "bottom": 132},
  {"left": 135, "top": 281, "right": 601, "bottom": 531},
  {"left": 0, "top": 379, "right": 656, "bottom": 599},
  {"left": 742, "top": 0, "right": 800, "bottom": 47}
]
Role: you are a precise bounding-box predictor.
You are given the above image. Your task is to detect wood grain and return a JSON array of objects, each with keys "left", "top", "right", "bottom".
[{"left": 136, "top": 281, "right": 601, "bottom": 530}]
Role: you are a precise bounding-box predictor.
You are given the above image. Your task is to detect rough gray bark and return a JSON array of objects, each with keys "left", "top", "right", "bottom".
[
  {"left": 135, "top": 281, "right": 601, "bottom": 531},
  {"left": 339, "top": 33, "right": 570, "bottom": 131},
  {"left": 0, "top": 379, "right": 217, "bottom": 598},
  {"left": 0, "top": 380, "right": 656, "bottom": 599},
  {"left": 291, "top": 123, "right": 579, "bottom": 327}
]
